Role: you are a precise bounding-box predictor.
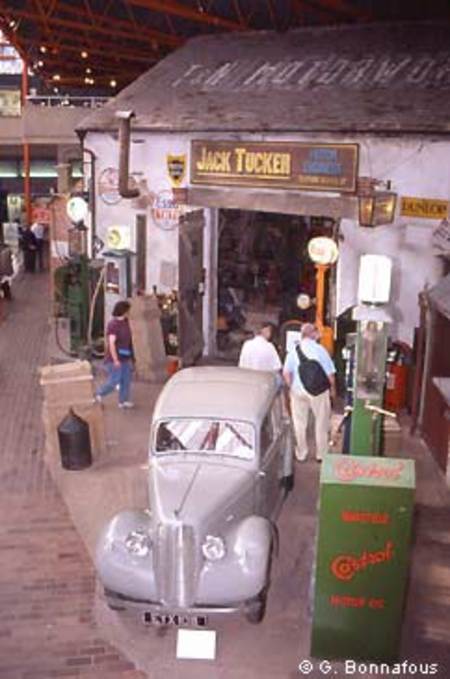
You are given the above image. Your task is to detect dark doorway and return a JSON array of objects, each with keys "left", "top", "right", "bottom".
[{"left": 216, "top": 209, "right": 336, "bottom": 357}]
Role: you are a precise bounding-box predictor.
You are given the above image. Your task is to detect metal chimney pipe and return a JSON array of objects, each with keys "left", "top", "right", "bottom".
[{"left": 116, "top": 110, "right": 140, "bottom": 199}]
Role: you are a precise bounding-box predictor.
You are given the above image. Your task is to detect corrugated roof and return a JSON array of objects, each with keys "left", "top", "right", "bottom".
[{"left": 78, "top": 21, "right": 450, "bottom": 134}]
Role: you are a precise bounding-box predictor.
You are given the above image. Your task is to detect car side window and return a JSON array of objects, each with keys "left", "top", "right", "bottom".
[{"left": 260, "top": 414, "right": 274, "bottom": 459}]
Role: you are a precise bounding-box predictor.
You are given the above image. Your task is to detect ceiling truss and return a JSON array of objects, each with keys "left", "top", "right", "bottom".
[{"left": 0, "top": 0, "right": 447, "bottom": 92}]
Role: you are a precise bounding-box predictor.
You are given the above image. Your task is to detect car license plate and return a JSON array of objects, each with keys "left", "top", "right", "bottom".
[{"left": 143, "top": 612, "right": 208, "bottom": 627}]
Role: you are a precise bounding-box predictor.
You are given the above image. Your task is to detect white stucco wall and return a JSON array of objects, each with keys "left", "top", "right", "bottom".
[
  {"left": 335, "top": 136, "right": 447, "bottom": 344},
  {"left": 85, "top": 128, "right": 448, "bottom": 345},
  {"left": 85, "top": 131, "right": 193, "bottom": 293}
]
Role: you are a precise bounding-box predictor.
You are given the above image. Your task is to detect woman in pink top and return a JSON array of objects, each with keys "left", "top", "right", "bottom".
[{"left": 96, "top": 300, "right": 135, "bottom": 408}]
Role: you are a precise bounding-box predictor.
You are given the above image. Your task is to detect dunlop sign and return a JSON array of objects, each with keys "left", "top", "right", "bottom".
[
  {"left": 191, "top": 140, "right": 358, "bottom": 193},
  {"left": 400, "top": 197, "right": 449, "bottom": 220}
]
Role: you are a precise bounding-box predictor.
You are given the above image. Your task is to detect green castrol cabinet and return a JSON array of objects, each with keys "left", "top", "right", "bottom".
[{"left": 311, "top": 454, "right": 415, "bottom": 662}]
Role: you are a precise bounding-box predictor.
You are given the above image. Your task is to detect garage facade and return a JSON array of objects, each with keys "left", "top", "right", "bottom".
[{"left": 77, "top": 20, "right": 450, "bottom": 365}]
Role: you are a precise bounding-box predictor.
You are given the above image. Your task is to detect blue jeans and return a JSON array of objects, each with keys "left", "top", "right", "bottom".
[{"left": 96, "top": 361, "right": 132, "bottom": 403}]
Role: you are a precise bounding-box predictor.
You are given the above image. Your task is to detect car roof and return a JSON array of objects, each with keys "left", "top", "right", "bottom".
[{"left": 153, "top": 367, "right": 279, "bottom": 425}]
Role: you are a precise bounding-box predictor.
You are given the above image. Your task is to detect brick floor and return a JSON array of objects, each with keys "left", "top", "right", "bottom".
[
  {"left": 0, "top": 273, "right": 146, "bottom": 679},
  {"left": 1, "top": 273, "right": 450, "bottom": 679}
]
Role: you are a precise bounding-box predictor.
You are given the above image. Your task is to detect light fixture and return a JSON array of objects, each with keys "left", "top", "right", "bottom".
[
  {"left": 81, "top": 50, "right": 88, "bottom": 59},
  {"left": 357, "top": 177, "right": 397, "bottom": 228},
  {"left": 37, "top": 60, "right": 44, "bottom": 67},
  {"left": 52, "top": 73, "right": 61, "bottom": 81},
  {"left": 39, "top": 45, "right": 47, "bottom": 53},
  {"left": 85, "top": 67, "right": 92, "bottom": 74},
  {"left": 358, "top": 255, "right": 392, "bottom": 305},
  {"left": 110, "top": 79, "right": 117, "bottom": 88}
]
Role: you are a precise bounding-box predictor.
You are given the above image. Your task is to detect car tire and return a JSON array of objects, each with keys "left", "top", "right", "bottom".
[
  {"left": 106, "top": 601, "right": 126, "bottom": 611},
  {"left": 244, "top": 588, "right": 268, "bottom": 624},
  {"left": 104, "top": 587, "right": 126, "bottom": 611},
  {"left": 281, "top": 473, "right": 294, "bottom": 492}
]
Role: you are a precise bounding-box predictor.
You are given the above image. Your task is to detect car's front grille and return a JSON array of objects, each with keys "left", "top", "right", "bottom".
[{"left": 154, "top": 522, "right": 198, "bottom": 607}]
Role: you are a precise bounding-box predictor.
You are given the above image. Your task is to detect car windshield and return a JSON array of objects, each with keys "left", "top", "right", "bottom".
[{"left": 154, "top": 418, "right": 255, "bottom": 460}]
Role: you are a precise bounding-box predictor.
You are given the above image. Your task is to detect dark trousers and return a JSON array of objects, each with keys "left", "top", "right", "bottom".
[
  {"left": 35, "top": 240, "right": 45, "bottom": 271},
  {"left": 23, "top": 248, "right": 36, "bottom": 272}
]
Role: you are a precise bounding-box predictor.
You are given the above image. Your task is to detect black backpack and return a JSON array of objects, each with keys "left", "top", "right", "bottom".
[{"left": 295, "top": 343, "right": 330, "bottom": 396}]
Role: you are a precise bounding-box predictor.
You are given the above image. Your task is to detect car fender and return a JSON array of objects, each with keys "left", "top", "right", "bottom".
[
  {"left": 229, "top": 515, "right": 273, "bottom": 585},
  {"left": 95, "top": 509, "right": 153, "bottom": 580}
]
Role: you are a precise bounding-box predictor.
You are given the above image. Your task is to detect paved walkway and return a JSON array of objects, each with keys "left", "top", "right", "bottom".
[
  {"left": 0, "top": 273, "right": 145, "bottom": 679},
  {"left": 1, "top": 273, "right": 450, "bottom": 679}
]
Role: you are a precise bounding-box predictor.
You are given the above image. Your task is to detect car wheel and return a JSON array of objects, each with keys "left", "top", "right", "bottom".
[
  {"left": 281, "top": 473, "right": 294, "bottom": 492},
  {"left": 104, "top": 587, "right": 126, "bottom": 611},
  {"left": 244, "top": 587, "right": 268, "bottom": 624}
]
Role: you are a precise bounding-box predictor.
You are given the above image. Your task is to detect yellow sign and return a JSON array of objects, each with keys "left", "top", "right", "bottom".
[
  {"left": 167, "top": 154, "right": 186, "bottom": 187},
  {"left": 400, "top": 197, "right": 448, "bottom": 220}
]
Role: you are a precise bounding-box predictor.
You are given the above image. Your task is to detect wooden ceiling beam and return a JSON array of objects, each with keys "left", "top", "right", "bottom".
[{"left": 128, "top": 0, "right": 246, "bottom": 30}]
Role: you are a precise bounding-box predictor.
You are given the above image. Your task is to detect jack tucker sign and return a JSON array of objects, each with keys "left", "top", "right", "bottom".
[{"left": 191, "top": 140, "right": 358, "bottom": 193}]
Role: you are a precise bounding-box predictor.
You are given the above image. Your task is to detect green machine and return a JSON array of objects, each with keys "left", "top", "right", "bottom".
[
  {"left": 311, "top": 455, "right": 415, "bottom": 662},
  {"left": 54, "top": 225, "right": 104, "bottom": 355},
  {"left": 54, "top": 256, "right": 104, "bottom": 355}
]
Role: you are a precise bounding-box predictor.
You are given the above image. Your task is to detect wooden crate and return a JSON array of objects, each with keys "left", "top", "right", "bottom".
[
  {"left": 40, "top": 360, "right": 94, "bottom": 405},
  {"left": 129, "top": 296, "right": 167, "bottom": 382}
]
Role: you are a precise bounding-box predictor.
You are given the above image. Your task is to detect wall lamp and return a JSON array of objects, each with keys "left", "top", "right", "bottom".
[{"left": 357, "top": 177, "right": 397, "bottom": 228}]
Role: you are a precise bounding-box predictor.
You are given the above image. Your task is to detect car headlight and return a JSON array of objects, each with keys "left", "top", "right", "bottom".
[
  {"left": 124, "top": 530, "right": 152, "bottom": 558},
  {"left": 202, "top": 535, "right": 226, "bottom": 561}
]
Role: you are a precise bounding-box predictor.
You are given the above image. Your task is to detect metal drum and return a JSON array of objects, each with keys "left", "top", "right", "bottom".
[{"left": 57, "top": 408, "right": 92, "bottom": 470}]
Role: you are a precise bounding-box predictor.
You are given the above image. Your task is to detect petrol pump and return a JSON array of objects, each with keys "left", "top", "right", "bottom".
[
  {"left": 347, "top": 254, "right": 397, "bottom": 456},
  {"left": 53, "top": 196, "right": 104, "bottom": 356},
  {"left": 103, "top": 249, "right": 133, "bottom": 321},
  {"left": 311, "top": 254, "right": 415, "bottom": 663}
]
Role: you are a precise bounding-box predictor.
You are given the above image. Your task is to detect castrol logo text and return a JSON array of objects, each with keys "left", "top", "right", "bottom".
[
  {"left": 333, "top": 459, "right": 405, "bottom": 483},
  {"left": 330, "top": 541, "right": 394, "bottom": 581}
]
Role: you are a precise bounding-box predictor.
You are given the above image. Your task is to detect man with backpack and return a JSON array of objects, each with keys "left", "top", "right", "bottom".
[{"left": 283, "top": 323, "right": 336, "bottom": 462}]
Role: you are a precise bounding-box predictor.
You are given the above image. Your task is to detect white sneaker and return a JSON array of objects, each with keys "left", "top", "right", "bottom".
[
  {"left": 119, "top": 401, "right": 135, "bottom": 409},
  {"left": 295, "top": 448, "right": 308, "bottom": 462}
]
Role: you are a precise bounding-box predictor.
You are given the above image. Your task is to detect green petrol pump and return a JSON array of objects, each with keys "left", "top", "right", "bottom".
[
  {"left": 348, "top": 255, "right": 396, "bottom": 456},
  {"left": 53, "top": 197, "right": 104, "bottom": 356},
  {"left": 311, "top": 254, "right": 416, "bottom": 663}
]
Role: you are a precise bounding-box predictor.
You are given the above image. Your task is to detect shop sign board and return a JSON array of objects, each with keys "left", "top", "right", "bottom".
[
  {"left": 311, "top": 455, "right": 415, "bottom": 663},
  {"left": 0, "top": 89, "right": 21, "bottom": 117},
  {"left": 400, "top": 196, "right": 449, "bottom": 220},
  {"left": 190, "top": 140, "right": 358, "bottom": 193}
]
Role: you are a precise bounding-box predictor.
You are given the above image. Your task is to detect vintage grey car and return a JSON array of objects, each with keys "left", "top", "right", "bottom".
[{"left": 96, "top": 366, "right": 294, "bottom": 624}]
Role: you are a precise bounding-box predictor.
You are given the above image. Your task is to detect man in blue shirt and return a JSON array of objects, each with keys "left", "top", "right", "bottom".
[{"left": 283, "top": 323, "right": 336, "bottom": 462}]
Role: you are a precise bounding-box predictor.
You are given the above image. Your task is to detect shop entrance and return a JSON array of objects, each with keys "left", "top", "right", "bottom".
[{"left": 216, "top": 209, "right": 337, "bottom": 358}]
